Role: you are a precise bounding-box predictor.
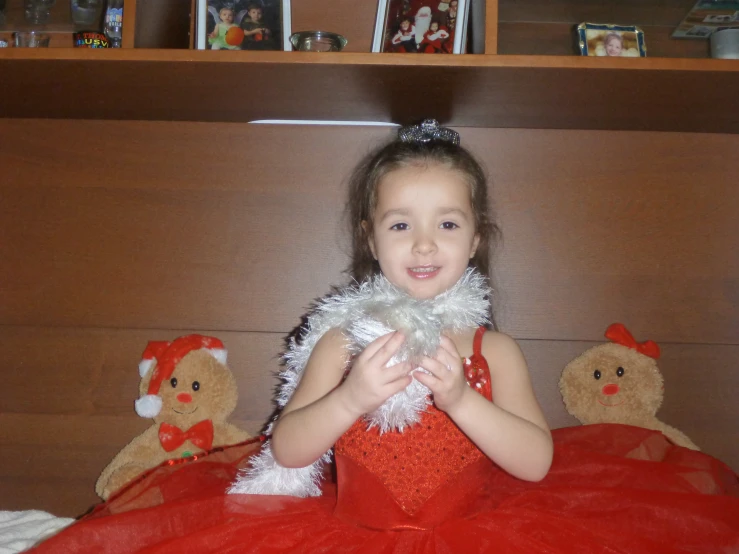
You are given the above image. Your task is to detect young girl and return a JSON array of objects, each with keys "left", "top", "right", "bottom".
[
  {"left": 230, "top": 119, "right": 553, "bottom": 510},
  {"left": 30, "top": 122, "right": 739, "bottom": 553},
  {"left": 420, "top": 20, "right": 450, "bottom": 53},
  {"left": 603, "top": 32, "right": 624, "bottom": 56},
  {"left": 207, "top": 6, "right": 241, "bottom": 51}
]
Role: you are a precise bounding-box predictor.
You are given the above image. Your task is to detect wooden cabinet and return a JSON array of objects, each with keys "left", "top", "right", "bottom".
[
  {"left": 1, "top": 0, "right": 738, "bottom": 517},
  {"left": 1, "top": 0, "right": 738, "bottom": 132}
]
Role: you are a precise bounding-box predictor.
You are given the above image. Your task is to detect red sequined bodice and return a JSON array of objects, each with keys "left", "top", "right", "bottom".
[{"left": 334, "top": 327, "right": 493, "bottom": 528}]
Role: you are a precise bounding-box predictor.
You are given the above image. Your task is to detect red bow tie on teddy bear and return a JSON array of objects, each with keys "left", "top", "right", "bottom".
[{"left": 158, "top": 420, "right": 214, "bottom": 452}]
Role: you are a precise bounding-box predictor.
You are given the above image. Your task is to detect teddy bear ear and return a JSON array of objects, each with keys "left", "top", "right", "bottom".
[
  {"left": 135, "top": 395, "right": 163, "bottom": 418},
  {"left": 208, "top": 348, "right": 228, "bottom": 366}
]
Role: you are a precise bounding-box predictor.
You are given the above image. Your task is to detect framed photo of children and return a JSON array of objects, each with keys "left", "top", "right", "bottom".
[
  {"left": 372, "top": 0, "right": 470, "bottom": 54},
  {"left": 195, "top": 0, "right": 292, "bottom": 51},
  {"left": 577, "top": 23, "right": 647, "bottom": 57}
]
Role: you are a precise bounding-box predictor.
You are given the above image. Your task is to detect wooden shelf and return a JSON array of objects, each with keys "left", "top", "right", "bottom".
[
  {"left": 497, "top": 0, "right": 713, "bottom": 58},
  {"left": 1, "top": 48, "right": 739, "bottom": 133}
]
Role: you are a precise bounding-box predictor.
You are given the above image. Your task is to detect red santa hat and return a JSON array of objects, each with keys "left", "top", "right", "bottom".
[{"left": 134, "top": 334, "right": 228, "bottom": 418}]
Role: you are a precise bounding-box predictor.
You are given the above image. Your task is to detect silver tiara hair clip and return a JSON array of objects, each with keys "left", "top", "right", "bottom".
[{"left": 398, "top": 119, "right": 460, "bottom": 146}]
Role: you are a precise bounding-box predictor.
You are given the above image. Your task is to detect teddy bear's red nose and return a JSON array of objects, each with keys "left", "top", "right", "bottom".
[
  {"left": 602, "top": 384, "right": 619, "bottom": 396},
  {"left": 176, "top": 393, "right": 193, "bottom": 403}
]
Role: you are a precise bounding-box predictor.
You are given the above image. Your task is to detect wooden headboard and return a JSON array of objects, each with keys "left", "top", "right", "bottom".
[{"left": 1, "top": 121, "right": 737, "bottom": 518}]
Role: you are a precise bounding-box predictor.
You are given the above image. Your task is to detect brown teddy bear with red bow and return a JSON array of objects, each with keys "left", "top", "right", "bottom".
[
  {"left": 95, "top": 334, "right": 251, "bottom": 499},
  {"left": 559, "top": 323, "right": 699, "bottom": 450}
]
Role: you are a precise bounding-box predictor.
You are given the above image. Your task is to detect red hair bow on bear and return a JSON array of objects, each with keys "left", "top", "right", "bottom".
[{"left": 604, "top": 323, "right": 660, "bottom": 359}]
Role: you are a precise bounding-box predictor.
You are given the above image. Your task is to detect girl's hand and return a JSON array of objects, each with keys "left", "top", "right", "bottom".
[
  {"left": 339, "top": 332, "right": 412, "bottom": 418},
  {"left": 414, "top": 335, "right": 469, "bottom": 414}
]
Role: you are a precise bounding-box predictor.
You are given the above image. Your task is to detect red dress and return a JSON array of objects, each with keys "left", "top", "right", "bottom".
[{"left": 31, "top": 328, "right": 739, "bottom": 553}]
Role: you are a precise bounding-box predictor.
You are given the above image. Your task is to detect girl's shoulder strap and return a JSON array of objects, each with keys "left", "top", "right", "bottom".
[
  {"left": 466, "top": 326, "right": 492, "bottom": 401},
  {"left": 472, "top": 325, "right": 486, "bottom": 358}
]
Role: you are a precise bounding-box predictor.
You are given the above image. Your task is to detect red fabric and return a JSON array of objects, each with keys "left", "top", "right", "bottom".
[
  {"left": 335, "top": 333, "right": 492, "bottom": 519},
  {"left": 30, "top": 424, "right": 739, "bottom": 553},
  {"left": 335, "top": 405, "right": 489, "bottom": 518},
  {"left": 30, "top": 332, "right": 738, "bottom": 552},
  {"left": 140, "top": 341, "right": 170, "bottom": 364},
  {"left": 604, "top": 323, "right": 661, "bottom": 359},
  {"left": 158, "top": 420, "right": 214, "bottom": 453},
  {"left": 464, "top": 325, "right": 492, "bottom": 400}
]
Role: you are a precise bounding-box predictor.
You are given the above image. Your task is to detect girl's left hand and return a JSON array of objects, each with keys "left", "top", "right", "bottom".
[{"left": 413, "top": 335, "right": 469, "bottom": 414}]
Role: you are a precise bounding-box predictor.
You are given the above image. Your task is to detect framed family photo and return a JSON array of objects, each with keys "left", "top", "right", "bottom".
[
  {"left": 577, "top": 23, "right": 647, "bottom": 57},
  {"left": 372, "top": 0, "right": 470, "bottom": 54},
  {"left": 195, "top": 0, "right": 291, "bottom": 51}
]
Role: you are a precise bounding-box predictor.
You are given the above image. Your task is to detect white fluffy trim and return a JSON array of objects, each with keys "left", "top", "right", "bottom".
[
  {"left": 134, "top": 394, "right": 162, "bottom": 418},
  {"left": 227, "top": 440, "right": 331, "bottom": 497},
  {"left": 229, "top": 268, "right": 491, "bottom": 498},
  {"left": 208, "top": 348, "right": 228, "bottom": 366},
  {"left": 138, "top": 359, "right": 155, "bottom": 378}
]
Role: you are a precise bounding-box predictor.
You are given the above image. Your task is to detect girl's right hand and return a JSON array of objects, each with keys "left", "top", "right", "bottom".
[{"left": 339, "top": 332, "right": 412, "bottom": 418}]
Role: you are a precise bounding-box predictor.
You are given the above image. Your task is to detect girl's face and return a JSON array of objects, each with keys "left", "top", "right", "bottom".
[
  {"left": 430, "top": 22, "right": 438, "bottom": 32},
  {"left": 367, "top": 165, "right": 480, "bottom": 300},
  {"left": 220, "top": 9, "right": 234, "bottom": 24},
  {"left": 605, "top": 36, "right": 622, "bottom": 56},
  {"left": 400, "top": 20, "right": 410, "bottom": 30}
]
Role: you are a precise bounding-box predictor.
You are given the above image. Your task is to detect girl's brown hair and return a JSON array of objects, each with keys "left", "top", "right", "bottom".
[{"left": 347, "top": 138, "right": 501, "bottom": 285}]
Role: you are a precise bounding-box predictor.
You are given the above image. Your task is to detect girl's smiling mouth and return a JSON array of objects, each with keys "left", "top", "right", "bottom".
[{"left": 408, "top": 266, "right": 440, "bottom": 279}]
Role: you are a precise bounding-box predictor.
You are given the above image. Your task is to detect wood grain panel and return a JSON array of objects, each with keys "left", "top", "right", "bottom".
[
  {"left": 291, "top": 0, "right": 378, "bottom": 53},
  {"left": 1, "top": 121, "right": 737, "bottom": 343},
  {"left": 461, "top": 127, "right": 739, "bottom": 344},
  {"left": 134, "top": 0, "right": 191, "bottom": 49},
  {"left": 2, "top": 52, "right": 739, "bottom": 133},
  {"left": 499, "top": 22, "right": 710, "bottom": 58},
  {"left": 499, "top": 0, "right": 697, "bottom": 27},
  {"left": 0, "top": 327, "right": 282, "bottom": 425},
  {"left": 122, "top": 0, "right": 137, "bottom": 48},
  {"left": 1, "top": 328, "right": 736, "bottom": 517},
  {"left": 0, "top": 478, "right": 96, "bottom": 518},
  {"left": 484, "top": 0, "right": 497, "bottom": 54}
]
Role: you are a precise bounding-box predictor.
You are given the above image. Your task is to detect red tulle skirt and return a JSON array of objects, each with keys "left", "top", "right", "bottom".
[{"left": 31, "top": 424, "right": 739, "bottom": 553}]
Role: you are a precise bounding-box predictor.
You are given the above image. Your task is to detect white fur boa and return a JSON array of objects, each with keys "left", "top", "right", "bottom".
[{"left": 228, "top": 268, "right": 491, "bottom": 497}]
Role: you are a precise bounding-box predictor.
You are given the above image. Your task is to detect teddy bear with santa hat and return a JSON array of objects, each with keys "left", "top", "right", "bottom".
[{"left": 95, "top": 334, "right": 250, "bottom": 500}]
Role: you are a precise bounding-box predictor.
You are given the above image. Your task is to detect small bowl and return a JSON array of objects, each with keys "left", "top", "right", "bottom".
[{"left": 290, "top": 30, "right": 347, "bottom": 52}]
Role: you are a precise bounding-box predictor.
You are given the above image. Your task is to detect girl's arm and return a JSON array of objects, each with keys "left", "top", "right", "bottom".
[
  {"left": 271, "top": 330, "right": 411, "bottom": 468},
  {"left": 415, "top": 333, "right": 553, "bottom": 482}
]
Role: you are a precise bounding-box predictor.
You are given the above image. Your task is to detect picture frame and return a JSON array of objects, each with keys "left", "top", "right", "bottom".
[
  {"left": 672, "top": 0, "right": 739, "bottom": 39},
  {"left": 372, "top": 0, "right": 470, "bottom": 54},
  {"left": 195, "top": 0, "right": 291, "bottom": 51},
  {"left": 577, "top": 23, "right": 647, "bottom": 57}
]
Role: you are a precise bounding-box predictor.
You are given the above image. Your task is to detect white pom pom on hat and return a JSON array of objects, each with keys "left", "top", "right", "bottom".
[
  {"left": 134, "top": 394, "right": 163, "bottom": 418},
  {"left": 134, "top": 335, "right": 227, "bottom": 419}
]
